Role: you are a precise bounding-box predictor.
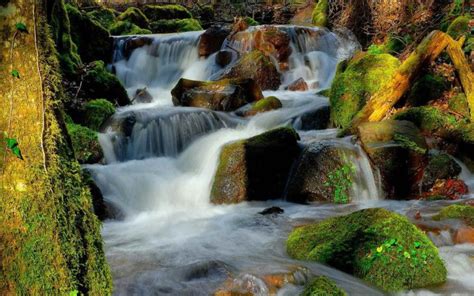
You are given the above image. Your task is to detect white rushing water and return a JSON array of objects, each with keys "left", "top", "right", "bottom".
[{"left": 87, "top": 25, "right": 474, "bottom": 295}]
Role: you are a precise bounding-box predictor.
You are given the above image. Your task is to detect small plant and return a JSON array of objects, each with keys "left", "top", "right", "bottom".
[
  {"left": 366, "top": 238, "right": 430, "bottom": 269},
  {"left": 324, "top": 163, "right": 355, "bottom": 204}
]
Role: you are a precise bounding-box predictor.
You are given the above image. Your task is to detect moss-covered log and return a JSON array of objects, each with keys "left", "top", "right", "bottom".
[
  {"left": 0, "top": 1, "right": 111, "bottom": 294},
  {"left": 345, "top": 31, "right": 450, "bottom": 134}
]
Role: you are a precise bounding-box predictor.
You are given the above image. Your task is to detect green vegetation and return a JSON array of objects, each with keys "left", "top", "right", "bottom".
[
  {"left": 83, "top": 99, "right": 115, "bottom": 131},
  {"left": 449, "top": 93, "right": 470, "bottom": 118},
  {"left": 446, "top": 15, "right": 470, "bottom": 40},
  {"left": 300, "top": 276, "right": 347, "bottom": 296},
  {"left": 312, "top": 0, "right": 328, "bottom": 27},
  {"left": 67, "top": 123, "right": 103, "bottom": 164},
  {"left": 245, "top": 96, "right": 282, "bottom": 116},
  {"left": 110, "top": 21, "right": 152, "bottom": 35},
  {"left": 407, "top": 74, "right": 447, "bottom": 106},
  {"left": 323, "top": 163, "right": 355, "bottom": 204},
  {"left": 244, "top": 16, "right": 259, "bottom": 26},
  {"left": 329, "top": 53, "right": 400, "bottom": 129},
  {"left": 150, "top": 18, "right": 202, "bottom": 33},
  {"left": 87, "top": 6, "right": 117, "bottom": 30},
  {"left": 287, "top": 208, "right": 446, "bottom": 292},
  {"left": 143, "top": 4, "right": 192, "bottom": 22},
  {"left": 117, "top": 7, "right": 150, "bottom": 30},
  {"left": 433, "top": 204, "right": 474, "bottom": 226}
]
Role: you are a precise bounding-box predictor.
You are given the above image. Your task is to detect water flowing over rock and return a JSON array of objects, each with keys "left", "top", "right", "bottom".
[
  {"left": 171, "top": 78, "right": 264, "bottom": 111},
  {"left": 211, "top": 127, "right": 300, "bottom": 204},
  {"left": 198, "top": 25, "right": 230, "bottom": 57}
]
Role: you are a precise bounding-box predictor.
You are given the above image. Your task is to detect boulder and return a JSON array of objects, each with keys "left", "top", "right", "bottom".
[
  {"left": 83, "top": 99, "right": 116, "bottom": 131},
  {"left": 406, "top": 74, "right": 447, "bottom": 106},
  {"left": 82, "top": 61, "right": 131, "bottom": 106},
  {"left": 143, "top": 4, "right": 192, "bottom": 22},
  {"left": 296, "top": 106, "right": 330, "bottom": 130},
  {"left": 66, "top": 4, "right": 112, "bottom": 63},
  {"left": 357, "top": 120, "right": 428, "bottom": 199},
  {"left": 67, "top": 123, "right": 103, "bottom": 164},
  {"left": 199, "top": 25, "right": 230, "bottom": 57},
  {"left": 87, "top": 6, "right": 117, "bottom": 30},
  {"left": 117, "top": 7, "right": 150, "bottom": 30},
  {"left": 110, "top": 21, "right": 152, "bottom": 35},
  {"left": 329, "top": 52, "right": 400, "bottom": 130},
  {"left": 211, "top": 127, "right": 300, "bottom": 204},
  {"left": 150, "top": 18, "right": 202, "bottom": 33},
  {"left": 422, "top": 179, "right": 468, "bottom": 200},
  {"left": 421, "top": 152, "right": 461, "bottom": 191},
  {"left": 222, "top": 50, "right": 281, "bottom": 90},
  {"left": 287, "top": 208, "right": 447, "bottom": 292},
  {"left": 255, "top": 26, "right": 292, "bottom": 64},
  {"left": 171, "top": 78, "right": 263, "bottom": 111},
  {"left": 300, "top": 276, "right": 346, "bottom": 296},
  {"left": 132, "top": 87, "right": 153, "bottom": 104},
  {"left": 215, "top": 50, "right": 233, "bottom": 67},
  {"left": 285, "top": 78, "right": 309, "bottom": 91},
  {"left": 433, "top": 204, "right": 474, "bottom": 226},
  {"left": 122, "top": 36, "right": 154, "bottom": 59},
  {"left": 242, "top": 96, "right": 282, "bottom": 117},
  {"left": 286, "top": 141, "right": 357, "bottom": 204}
]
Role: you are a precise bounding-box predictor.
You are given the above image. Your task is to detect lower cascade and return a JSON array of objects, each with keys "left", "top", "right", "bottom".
[{"left": 84, "top": 24, "right": 474, "bottom": 296}]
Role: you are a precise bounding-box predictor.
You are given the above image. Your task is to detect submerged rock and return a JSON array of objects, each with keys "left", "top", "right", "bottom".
[
  {"left": 296, "top": 106, "right": 330, "bottom": 130},
  {"left": 300, "top": 276, "right": 346, "bottom": 296},
  {"left": 259, "top": 206, "right": 284, "bottom": 215},
  {"left": 215, "top": 50, "right": 233, "bottom": 67},
  {"left": 122, "top": 36, "right": 154, "bottom": 60},
  {"left": 222, "top": 50, "right": 281, "bottom": 90},
  {"left": 287, "top": 208, "right": 447, "bottom": 292},
  {"left": 286, "top": 141, "right": 357, "bottom": 203},
  {"left": 211, "top": 127, "right": 300, "bottom": 204},
  {"left": 329, "top": 52, "right": 400, "bottom": 130},
  {"left": 357, "top": 120, "right": 427, "bottom": 199},
  {"left": 171, "top": 78, "right": 264, "bottom": 111},
  {"left": 242, "top": 96, "right": 282, "bottom": 117},
  {"left": 132, "top": 87, "right": 153, "bottom": 104},
  {"left": 285, "top": 78, "right": 309, "bottom": 91},
  {"left": 199, "top": 25, "right": 230, "bottom": 57}
]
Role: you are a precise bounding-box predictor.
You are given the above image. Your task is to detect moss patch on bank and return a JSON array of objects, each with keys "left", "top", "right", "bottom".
[
  {"left": 300, "top": 276, "right": 347, "bottom": 296},
  {"left": 433, "top": 204, "right": 474, "bottom": 226}
]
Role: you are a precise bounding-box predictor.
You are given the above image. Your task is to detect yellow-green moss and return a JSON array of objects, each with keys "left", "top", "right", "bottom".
[
  {"left": 446, "top": 15, "right": 470, "bottom": 40},
  {"left": 244, "top": 16, "right": 259, "bottom": 26},
  {"left": 66, "top": 123, "right": 103, "bottom": 164},
  {"left": 110, "top": 20, "right": 152, "bottom": 35},
  {"left": 245, "top": 96, "right": 282, "bottom": 116},
  {"left": 329, "top": 53, "right": 400, "bottom": 129},
  {"left": 84, "top": 99, "right": 115, "bottom": 131},
  {"left": 150, "top": 18, "right": 202, "bottom": 33},
  {"left": 433, "top": 204, "right": 474, "bottom": 226},
  {"left": 300, "top": 276, "right": 347, "bottom": 296},
  {"left": 87, "top": 6, "right": 117, "bottom": 30},
  {"left": 143, "top": 4, "right": 192, "bottom": 22},
  {"left": 117, "top": 7, "right": 149, "bottom": 30},
  {"left": 312, "top": 0, "right": 328, "bottom": 27},
  {"left": 287, "top": 208, "right": 446, "bottom": 292}
]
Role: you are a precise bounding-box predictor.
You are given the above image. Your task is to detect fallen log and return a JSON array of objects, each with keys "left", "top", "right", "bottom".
[
  {"left": 344, "top": 30, "right": 450, "bottom": 134},
  {"left": 446, "top": 36, "right": 474, "bottom": 122}
]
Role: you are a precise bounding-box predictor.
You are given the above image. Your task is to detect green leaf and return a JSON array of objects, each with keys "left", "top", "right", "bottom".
[
  {"left": 11, "top": 69, "right": 20, "bottom": 79},
  {"left": 5, "top": 138, "right": 23, "bottom": 160},
  {"left": 403, "top": 251, "right": 411, "bottom": 259},
  {"left": 69, "top": 290, "right": 79, "bottom": 296},
  {"left": 15, "top": 22, "right": 28, "bottom": 33},
  {"left": 414, "top": 241, "right": 421, "bottom": 248}
]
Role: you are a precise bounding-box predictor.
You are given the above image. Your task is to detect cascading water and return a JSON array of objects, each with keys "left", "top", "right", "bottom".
[{"left": 87, "top": 25, "right": 473, "bottom": 295}]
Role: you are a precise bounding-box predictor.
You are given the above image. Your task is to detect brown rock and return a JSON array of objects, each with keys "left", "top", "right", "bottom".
[
  {"left": 199, "top": 25, "right": 230, "bottom": 57},
  {"left": 216, "top": 50, "right": 233, "bottom": 67},
  {"left": 123, "top": 36, "right": 153, "bottom": 59},
  {"left": 285, "top": 78, "right": 308, "bottom": 91},
  {"left": 454, "top": 227, "right": 474, "bottom": 244}
]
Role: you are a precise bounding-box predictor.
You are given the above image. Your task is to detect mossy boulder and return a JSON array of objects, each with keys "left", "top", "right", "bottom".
[
  {"left": 449, "top": 93, "right": 470, "bottom": 118},
  {"left": 222, "top": 50, "right": 281, "bottom": 90},
  {"left": 150, "top": 18, "right": 202, "bottom": 33},
  {"left": 143, "top": 4, "right": 192, "bottom": 22},
  {"left": 65, "top": 4, "right": 112, "bottom": 63},
  {"left": 407, "top": 74, "right": 448, "bottom": 106},
  {"left": 329, "top": 53, "right": 400, "bottom": 129},
  {"left": 82, "top": 61, "right": 130, "bottom": 106},
  {"left": 300, "top": 276, "right": 347, "bottom": 296},
  {"left": 242, "top": 96, "right": 282, "bottom": 117},
  {"left": 211, "top": 127, "right": 300, "bottom": 204},
  {"left": 286, "top": 142, "right": 357, "bottom": 204},
  {"left": 67, "top": 123, "right": 103, "bottom": 164},
  {"left": 358, "top": 120, "right": 427, "bottom": 199},
  {"left": 421, "top": 152, "right": 461, "bottom": 191},
  {"left": 87, "top": 6, "right": 117, "bottom": 30},
  {"left": 446, "top": 15, "right": 470, "bottom": 40},
  {"left": 117, "top": 7, "right": 150, "bottom": 30},
  {"left": 171, "top": 78, "right": 263, "bottom": 111},
  {"left": 83, "top": 99, "right": 116, "bottom": 131},
  {"left": 110, "top": 21, "right": 152, "bottom": 35},
  {"left": 433, "top": 204, "right": 474, "bottom": 226},
  {"left": 196, "top": 5, "right": 215, "bottom": 26},
  {"left": 287, "top": 208, "right": 447, "bottom": 292},
  {"left": 312, "top": 0, "right": 328, "bottom": 27}
]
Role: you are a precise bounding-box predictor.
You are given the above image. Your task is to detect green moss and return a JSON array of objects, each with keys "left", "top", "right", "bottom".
[
  {"left": 329, "top": 53, "right": 400, "bottom": 129},
  {"left": 87, "top": 7, "right": 117, "bottom": 30},
  {"left": 447, "top": 16, "right": 470, "bottom": 40},
  {"left": 244, "top": 16, "right": 259, "bottom": 26},
  {"left": 110, "top": 20, "right": 152, "bottom": 35},
  {"left": 246, "top": 96, "right": 282, "bottom": 115},
  {"left": 449, "top": 93, "right": 470, "bottom": 118},
  {"left": 407, "top": 74, "right": 448, "bottom": 106},
  {"left": 65, "top": 4, "right": 111, "bottom": 63},
  {"left": 84, "top": 99, "right": 115, "bottom": 131},
  {"left": 150, "top": 18, "right": 202, "bottom": 33},
  {"left": 143, "top": 4, "right": 192, "bottom": 22},
  {"left": 117, "top": 7, "right": 149, "bottom": 30},
  {"left": 82, "top": 60, "right": 130, "bottom": 106},
  {"left": 67, "top": 123, "right": 103, "bottom": 164},
  {"left": 287, "top": 208, "right": 446, "bottom": 292},
  {"left": 433, "top": 204, "right": 474, "bottom": 226},
  {"left": 300, "top": 276, "right": 347, "bottom": 296},
  {"left": 312, "top": 0, "right": 328, "bottom": 27}
]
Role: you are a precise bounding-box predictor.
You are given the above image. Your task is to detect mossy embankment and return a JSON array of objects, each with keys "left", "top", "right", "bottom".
[{"left": 0, "top": 1, "right": 111, "bottom": 294}]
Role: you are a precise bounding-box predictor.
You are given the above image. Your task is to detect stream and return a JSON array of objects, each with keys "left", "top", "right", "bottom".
[{"left": 86, "top": 26, "right": 474, "bottom": 295}]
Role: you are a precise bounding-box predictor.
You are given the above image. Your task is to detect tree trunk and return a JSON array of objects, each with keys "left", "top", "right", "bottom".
[{"left": 345, "top": 30, "right": 450, "bottom": 134}]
